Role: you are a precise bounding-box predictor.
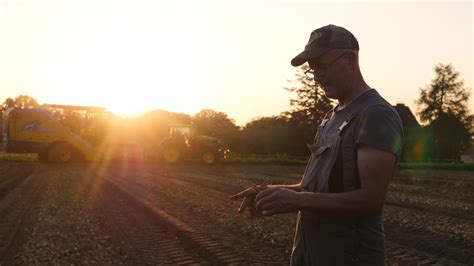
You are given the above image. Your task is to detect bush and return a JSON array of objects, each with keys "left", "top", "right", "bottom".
[
  {"left": 0, "top": 152, "right": 37, "bottom": 162},
  {"left": 398, "top": 162, "right": 474, "bottom": 171},
  {"left": 222, "top": 153, "right": 307, "bottom": 165}
]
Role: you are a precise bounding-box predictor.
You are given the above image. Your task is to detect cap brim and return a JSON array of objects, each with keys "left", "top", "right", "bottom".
[{"left": 291, "top": 46, "right": 329, "bottom": 67}]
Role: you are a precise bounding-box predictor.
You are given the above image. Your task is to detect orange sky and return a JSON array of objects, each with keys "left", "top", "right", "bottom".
[{"left": 0, "top": 0, "right": 472, "bottom": 125}]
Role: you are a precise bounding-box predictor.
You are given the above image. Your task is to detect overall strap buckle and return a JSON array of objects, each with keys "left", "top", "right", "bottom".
[{"left": 338, "top": 120, "right": 349, "bottom": 131}]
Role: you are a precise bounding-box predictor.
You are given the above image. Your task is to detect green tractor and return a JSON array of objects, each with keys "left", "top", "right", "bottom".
[{"left": 159, "top": 123, "right": 228, "bottom": 164}]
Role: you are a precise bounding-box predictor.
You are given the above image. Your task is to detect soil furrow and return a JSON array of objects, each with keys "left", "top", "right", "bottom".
[
  {"left": 384, "top": 207, "right": 473, "bottom": 264},
  {"left": 386, "top": 241, "right": 466, "bottom": 266},
  {"left": 1, "top": 161, "right": 473, "bottom": 265},
  {"left": 105, "top": 166, "right": 290, "bottom": 264},
  {"left": 0, "top": 165, "right": 43, "bottom": 264},
  {"left": 94, "top": 175, "right": 245, "bottom": 264}
]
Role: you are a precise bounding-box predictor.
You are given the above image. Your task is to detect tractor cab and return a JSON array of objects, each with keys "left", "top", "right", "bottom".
[{"left": 160, "top": 123, "right": 226, "bottom": 164}]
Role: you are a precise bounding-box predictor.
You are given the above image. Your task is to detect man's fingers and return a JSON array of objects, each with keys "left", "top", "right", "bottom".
[
  {"left": 261, "top": 201, "right": 280, "bottom": 212},
  {"left": 261, "top": 202, "right": 286, "bottom": 216},
  {"left": 231, "top": 186, "right": 272, "bottom": 215},
  {"left": 255, "top": 193, "right": 276, "bottom": 209},
  {"left": 262, "top": 210, "right": 276, "bottom": 216},
  {"left": 255, "top": 187, "right": 276, "bottom": 202},
  {"left": 262, "top": 208, "right": 277, "bottom": 216}
]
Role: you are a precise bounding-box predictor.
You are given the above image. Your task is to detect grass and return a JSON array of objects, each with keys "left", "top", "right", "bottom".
[
  {"left": 2, "top": 150, "right": 473, "bottom": 171},
  {"left": 0, "top": 152, "right": 37, "bottom": 162},
  {"left": 223, "top": 154, "right": 474, "bottom": 171},
  {"left": 222, "top": 154, "right": 307, "bottom": 165},
  {"left": 398, "top": 162, "right": 474, "bottom": 171}
]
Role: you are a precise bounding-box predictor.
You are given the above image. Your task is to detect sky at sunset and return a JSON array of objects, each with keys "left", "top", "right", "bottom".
[{"left": 0, "top": 0, "right": 472, "bottom": 126}]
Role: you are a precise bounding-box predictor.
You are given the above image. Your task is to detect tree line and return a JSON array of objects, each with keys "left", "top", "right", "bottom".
[{"left": 1, "top": 63, "right": 472, "bottom": 161}]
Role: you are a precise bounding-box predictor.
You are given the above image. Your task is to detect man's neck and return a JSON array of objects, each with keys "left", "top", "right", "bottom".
[{"left": 337, "top": 83, "right": 371, "bottom": 110}]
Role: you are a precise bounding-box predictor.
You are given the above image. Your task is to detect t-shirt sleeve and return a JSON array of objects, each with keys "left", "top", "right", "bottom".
[{"left": 354, "top": 104, "right": 404, "bottom": 160}]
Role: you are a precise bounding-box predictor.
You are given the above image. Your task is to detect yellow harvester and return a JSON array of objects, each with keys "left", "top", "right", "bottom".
[{"left": 3, "top": 104, "right": 104, "bottom": 163}]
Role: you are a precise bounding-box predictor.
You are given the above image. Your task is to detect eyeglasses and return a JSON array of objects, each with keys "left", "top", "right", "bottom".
[{"left": 305, "top": 53, "right": 348, "bottom": 78}]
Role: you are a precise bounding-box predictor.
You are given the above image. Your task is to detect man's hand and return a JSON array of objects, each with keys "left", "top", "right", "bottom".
[
  {"left": 255, "top": 187, "right": 301, "bottom": 216},
  {"left": 230, "top": 185, "right": 267, "bottom": 213}
]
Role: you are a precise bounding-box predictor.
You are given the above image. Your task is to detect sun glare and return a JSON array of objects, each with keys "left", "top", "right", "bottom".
[
  {"left": 105, "top": 102, "right": 148, "bottom": 118},
  {"left": 31, "top": 1, "right": 218, "bottom": 119}
]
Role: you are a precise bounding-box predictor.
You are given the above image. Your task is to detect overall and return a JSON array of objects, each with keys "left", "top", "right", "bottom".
[{"left": 291, "top": 93, "right": 388, "bottom": 266}]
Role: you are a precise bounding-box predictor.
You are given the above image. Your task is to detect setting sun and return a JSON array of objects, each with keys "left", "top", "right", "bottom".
[{"left": 4, "top": 0, "right": 219, "bottom": 118}]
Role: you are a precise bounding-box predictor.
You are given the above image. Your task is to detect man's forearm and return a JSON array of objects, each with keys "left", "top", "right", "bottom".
[
  {"left": 297, "top": 189, "right": 384, "bottom": 216},
  {"left": 268, "top": 183, "right": 301, "bottom": 192}
]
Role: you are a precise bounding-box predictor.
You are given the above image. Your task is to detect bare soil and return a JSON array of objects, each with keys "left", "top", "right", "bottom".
[{"left": 0, "top": 161, "right": 472, "bottom": 265}]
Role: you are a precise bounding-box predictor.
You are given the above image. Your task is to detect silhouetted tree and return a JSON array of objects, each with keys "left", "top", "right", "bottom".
[
  {"left": 137, "top": 110, "right": 193, "bottom": 144},
  {"left": 13, "top": 95, "right": 39, "bottom": 109},
  {"left": 193, "top": 109, "right": 240, "bottom": 149},
  {"left": 1, "top": 98, "right": 15, "bottom": 111},
  {"left": 240, "top": 116, "right": 289, "bottom": 154},
  {"left": 284, "top": 65, "right": 335, "bottom": 154},
  {"left": 2, "top": 95, "right": 39, "bottom": 110},
  {"left": 416, "top": 63, "right": 472, "bottom": 160}
]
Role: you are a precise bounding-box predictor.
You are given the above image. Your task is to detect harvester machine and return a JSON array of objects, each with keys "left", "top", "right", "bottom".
[{"left": 2, "top": 104, "right": 104, "bottom": 163}]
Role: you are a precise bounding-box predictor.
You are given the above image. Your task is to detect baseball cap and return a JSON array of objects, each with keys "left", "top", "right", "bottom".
[{"left": 291, "top": 24, "right": 359, "bottom": 67}]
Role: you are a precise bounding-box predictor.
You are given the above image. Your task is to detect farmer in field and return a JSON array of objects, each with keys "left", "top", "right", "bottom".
[{"left": 231, "top": 24, "right": 403, "bottom": 265}]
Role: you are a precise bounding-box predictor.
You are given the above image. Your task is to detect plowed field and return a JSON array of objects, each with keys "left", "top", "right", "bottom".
[{"left": 0, "top": 161, "right": 472, "bottom": 265}]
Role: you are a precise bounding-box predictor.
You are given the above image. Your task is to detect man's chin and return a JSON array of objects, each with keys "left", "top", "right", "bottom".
[{"left": 322, "top": 87, "right": 337, "bottom": 99}]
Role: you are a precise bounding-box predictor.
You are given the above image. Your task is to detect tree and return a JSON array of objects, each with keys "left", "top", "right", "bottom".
[
  {"left": 284, "top": 65, "right": 335, "bottom": 155},
  {"left": 1, "top": 98, "right": 15, "bottom": 111},
  {"left": 1, "top": 96, "right": 39, "bottom": 143},
  {"left": 285, "top": 65, "right": 334, "bottom": 126},
  {"left": 2, "top": 95, "right": 39, "bottom": 110},
  {"left": 240, "top": 116, "right": 289, "bottom": 154},
  {"left": 13, "top": 95, "right": 39, "bottom": 109},
  {"left": 416, "top": 63, "right": 472, "bottom": 159},
  {"left": 137, "top": 110, "right": 193, "bottom": 145},
  {"left": 193, "top": 109, "right": 240, "bottom": 149}
]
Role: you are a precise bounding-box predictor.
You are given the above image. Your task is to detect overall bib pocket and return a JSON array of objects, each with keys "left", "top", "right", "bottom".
[{"left": 301, "top": 133, "right": 341, "bottom": 193}]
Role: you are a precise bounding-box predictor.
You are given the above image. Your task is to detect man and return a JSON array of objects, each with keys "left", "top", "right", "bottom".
[{"left": 231, "top": 24, "right": 403, "bottom": 265}]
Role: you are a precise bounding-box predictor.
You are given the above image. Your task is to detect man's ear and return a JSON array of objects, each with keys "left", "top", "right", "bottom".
[
  {"left": 345, "top": 52, "right": 357, "bottom": 63},
  {"left": 345, "top": 52, "right": 358, "bottom": 70}
]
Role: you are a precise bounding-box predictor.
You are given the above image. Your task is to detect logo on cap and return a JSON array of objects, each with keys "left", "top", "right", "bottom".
[{"left": 307, "top": 31, "right": 323, "bottom": 46}]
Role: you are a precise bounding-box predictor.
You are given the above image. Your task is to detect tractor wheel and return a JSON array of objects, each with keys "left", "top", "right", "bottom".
[
  {"left": 202, "top": 151, "right": 216, "bottom": 164},
  {"left": 163, "top": 147, "right": 181, "bottom": 163},
  {"left": 48, "top": 143, "right": 73, "bottom": 163}
]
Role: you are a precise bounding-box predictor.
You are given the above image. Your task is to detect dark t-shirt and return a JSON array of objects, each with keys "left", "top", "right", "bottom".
[
  {"left": 294, "top": 89, "right": 404, "bottom": 265},
  {"left": 328, "top": 92, "right": 404, "bottom": 193}
]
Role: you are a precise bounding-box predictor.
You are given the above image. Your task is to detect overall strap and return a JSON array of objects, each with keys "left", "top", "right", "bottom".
[
  {"left": 337, "top": 94, "right": 387, "bottom": 135},
  {"left": 339, "top": 100, "right": 386, "bottom": 192},
  {"left": 312, "top": 109, "right": 334, "bottom": 143},
  {"left": 320, "top": 109, "right": 334, "bottom": 128}
]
